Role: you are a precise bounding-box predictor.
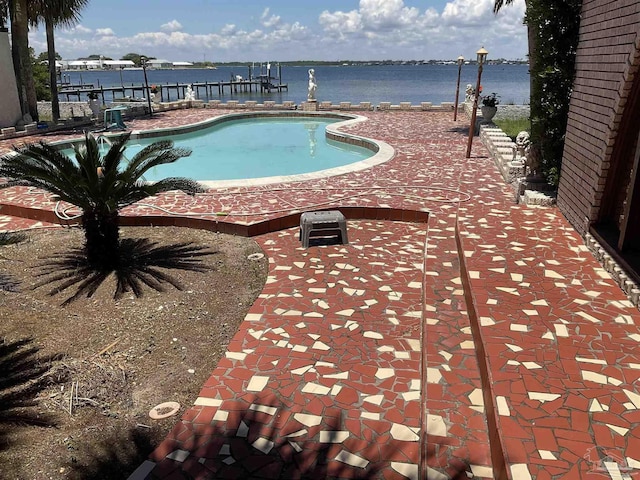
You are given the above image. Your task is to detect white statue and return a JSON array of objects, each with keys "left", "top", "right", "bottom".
[
  {"left": 307, "top": 69, "right": 317, "bottom": 101},
  {"left": 185, "top": 84, "right": 196, "bottom": 101},
  {"left": 465, "top": 84, "right": 475, "bottom": 102},
  {"left": 511, "top": 131, "right": 530, "bottom": 167}
]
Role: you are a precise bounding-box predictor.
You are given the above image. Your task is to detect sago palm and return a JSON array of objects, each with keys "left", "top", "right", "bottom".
[{"left": 0, "top": 132, "right": 203, "bottom": 269}]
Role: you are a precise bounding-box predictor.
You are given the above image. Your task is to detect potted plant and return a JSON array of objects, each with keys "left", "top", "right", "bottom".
[
  {"left": 87, "top": 91, "right": 101, "bottom": 118},
  {"left": 480, "top": 92, "right": 500, "bottom": 122}
]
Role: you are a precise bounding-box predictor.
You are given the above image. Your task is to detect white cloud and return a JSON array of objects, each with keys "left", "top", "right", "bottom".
[
  {"left": 318, "top": 0, "right": 526, "bottom": 59},
  {"left": 442, "top": 0, "right": 525, "bottom": 26},
  {"left": 26, "top": 0, "right": 526, "bottom": 62},
  {"left": 95, "top": 28, "right": 115, "bottom": 37},
  {"left": 67, "top": 24, "right": 93, "bottom": 35},
  {"left": 442, "top": 0, "right": 494, "bottom": 24},
  {"left": 220, "top": 24, "right": 237, "bottom": 35},
  {"left": 260, "top": 8, "right": 281, "bottom": 28},
  {"left": 319, "top": 1, "right": 441, "bottom": 41},
  {"left": 359, "top": 0, "right": 421, "bottom": 31},
  {"left": 161, "top": 20, "right": 183, "bottom": 32},
  {"left": 319, "top": 10, "right": 362, "bottom": 35}
]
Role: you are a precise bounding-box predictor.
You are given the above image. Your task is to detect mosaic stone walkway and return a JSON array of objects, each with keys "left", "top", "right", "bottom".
[{"left": 2, "top": 109, "right": 640, "bottom": 479}]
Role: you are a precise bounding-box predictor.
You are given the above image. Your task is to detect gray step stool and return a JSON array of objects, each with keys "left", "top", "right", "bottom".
[{"left": 300, "top": 210, "right": 348, "bottom": 248}]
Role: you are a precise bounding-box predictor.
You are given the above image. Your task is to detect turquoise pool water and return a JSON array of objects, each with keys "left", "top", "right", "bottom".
[{"left": 87, "top": 117, "right": 373, "bottom": 182}]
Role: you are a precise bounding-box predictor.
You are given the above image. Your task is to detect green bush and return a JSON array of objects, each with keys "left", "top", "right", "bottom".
[
  {"left": 31, "top": 49, "right": 51, "bottom": 102},
  {"left": 527, "top": 0, "right": 581, "bottom": 185}
]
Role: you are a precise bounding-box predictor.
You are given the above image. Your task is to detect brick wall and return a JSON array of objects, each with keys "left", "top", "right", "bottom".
[{"left": 557, "top": 0, "right": 640, "bottom": 235}]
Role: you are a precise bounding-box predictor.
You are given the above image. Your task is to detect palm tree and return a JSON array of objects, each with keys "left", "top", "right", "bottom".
[
  {"left": 30, "top": 0, "right": 89, "bottom": 123},
  {"left": 5, "top": 0, "right": 38, "bottom": 121},
  {"left": 0, "top": 133, "right": 203, "bottom": 269}
]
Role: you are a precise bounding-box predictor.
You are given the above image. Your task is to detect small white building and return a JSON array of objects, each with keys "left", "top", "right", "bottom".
[
  {"left": 103, "top": 60, "right": 136, "bottom": 69},
  {"left": 60, "top": 59, "right": 136, "bottom": 70},
  {"left": 146, "top": 59, "right": 173, "bottom": 69},
  {"left": 64, "top": 59, "right": 101, "bottom": 70},
  {"left": 172, "top": 61, "right": 194, "bottom": 68}
]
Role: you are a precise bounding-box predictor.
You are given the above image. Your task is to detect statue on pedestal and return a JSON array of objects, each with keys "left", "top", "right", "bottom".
[
  {"left": 511, "top": 130, "right": 544, "bottom": 180},
  {"left": 511, "top": 131, "right": 530, "bottom": 167},
  {"left": 185, "top": 85, "right": 196, "bottom": 101},
  {"left": 465, "top": 84, "right": 475, "bottom": 102},
  {"left": 307, "top": 69, "right": 317, "bottom": 101}
]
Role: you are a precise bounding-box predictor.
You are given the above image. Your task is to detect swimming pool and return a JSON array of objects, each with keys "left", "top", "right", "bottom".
[{"left": 65, "top": 113, "right": 393, "bottom": 187}]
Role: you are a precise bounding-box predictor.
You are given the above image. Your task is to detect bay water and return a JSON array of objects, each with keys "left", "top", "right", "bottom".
[{"left": 61, "top": 63, "right": 530, "bottom": 106}]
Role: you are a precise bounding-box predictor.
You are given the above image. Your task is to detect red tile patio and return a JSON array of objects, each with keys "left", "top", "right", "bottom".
[{"left": 2, "top": 109, "right": 640, "bottom": 479}]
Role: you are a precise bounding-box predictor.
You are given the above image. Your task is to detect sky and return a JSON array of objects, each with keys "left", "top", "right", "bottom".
[{"left": 26, "top": 0, "right": 527, "bottom": 63}]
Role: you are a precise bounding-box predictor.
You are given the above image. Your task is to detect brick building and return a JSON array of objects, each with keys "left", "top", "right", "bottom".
[{"left": 558, "top": 0, "right": 640, "bottom": 281}]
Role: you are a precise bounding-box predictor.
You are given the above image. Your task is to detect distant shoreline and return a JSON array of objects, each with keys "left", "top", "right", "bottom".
[{"left": 61, "top": 59, "right": 529, "bottom": 72}]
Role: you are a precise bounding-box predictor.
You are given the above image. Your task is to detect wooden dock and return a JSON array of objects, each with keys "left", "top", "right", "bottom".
[{"left": 58, "top": 79, "right": 288, "bottom": 104}]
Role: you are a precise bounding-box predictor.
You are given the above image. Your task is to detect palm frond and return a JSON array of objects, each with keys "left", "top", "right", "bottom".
[
  {"left": 0, "top": 231, "right": 27, "bottom": 246},
  {"left": 113, "top": 178, "right": 203, "bottom": 210},
  {"left": 0, "top": 337, "right": 59, "bottom": 449},
  {"left": 0, "top": 143, "right": 90, "bottom": 206},
  {"left": 125, "top": 141, "right": 192, "bottom": 182},
  {"left": 101, "top": 132, "right": 132, "bottom": 174},
  {"left": 28, "top": 0, "right": 89, "bottom": 27},
  {"left": 74, "top": 133, "right": 101, "bottom": 182},
  {"left": 147, "top": 177, "right": 204, "bottom": 196},
  {"left": 493, "top": 0, "right": 516, "bottom": 14}
]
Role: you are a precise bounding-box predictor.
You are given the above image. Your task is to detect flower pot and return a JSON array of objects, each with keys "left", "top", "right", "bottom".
[{"left": 481, "top": 106, "right": 497, "bottom": 122}]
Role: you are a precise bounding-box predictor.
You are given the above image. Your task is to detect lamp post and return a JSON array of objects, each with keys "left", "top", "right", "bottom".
[
  {"left": 140, "top": 56, "right": 153, "bottom": 117},
  {"left": 465, "top": 47, "right": 488, "bottom": 158},
  {"left": 453, "top": 55, "right": 464, "bottom": 121}
]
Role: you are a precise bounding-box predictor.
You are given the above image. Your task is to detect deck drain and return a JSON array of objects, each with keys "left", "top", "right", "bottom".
[{"left": 247, "top": 253, "right": 265, "bottom": 261}]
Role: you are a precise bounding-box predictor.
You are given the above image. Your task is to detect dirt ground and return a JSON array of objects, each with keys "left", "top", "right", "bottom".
[{"left": 0, "top": 226, "right": 268, "bottom": 480}]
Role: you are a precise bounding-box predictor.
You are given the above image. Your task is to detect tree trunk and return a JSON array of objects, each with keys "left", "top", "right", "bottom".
[
  {"left": 82, "top": 210, "right": 120, "bottom": 269},
  {"left": 8, "top": 1, "right": 25, "bottom": 116},
  {"left": 46, "top": 20, "right": 60, "bottom": 123},
  {"left": 11, "top": 0, "right": 38, "bottom": 121}
]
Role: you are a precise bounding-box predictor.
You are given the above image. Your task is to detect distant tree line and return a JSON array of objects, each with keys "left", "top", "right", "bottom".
[{"left": 209, "top": 59, "right": 529, "bottom": 67}]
